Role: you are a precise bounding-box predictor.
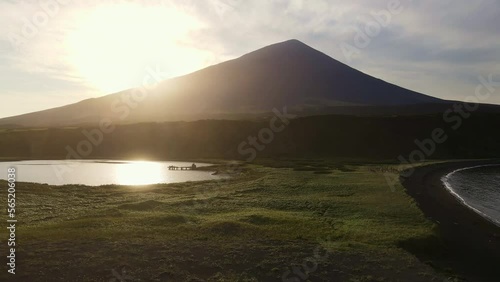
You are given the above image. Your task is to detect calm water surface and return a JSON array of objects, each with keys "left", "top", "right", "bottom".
[{"left": 0, "top": 160, "right": 224, "bottom": 186}]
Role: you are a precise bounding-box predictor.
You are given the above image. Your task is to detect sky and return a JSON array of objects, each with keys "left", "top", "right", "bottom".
[{"left": 1, "top": 0, "right": 499, "bottom": 118}]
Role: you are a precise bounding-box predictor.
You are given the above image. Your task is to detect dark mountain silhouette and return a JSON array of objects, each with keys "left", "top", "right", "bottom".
[{"left": 0, "top": 39, "right": 475, "bottom": 128}]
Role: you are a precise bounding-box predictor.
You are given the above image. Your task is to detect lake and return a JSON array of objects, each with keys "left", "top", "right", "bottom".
[{"left": 0, "top": 160, "right": 224, "bottom": 186}]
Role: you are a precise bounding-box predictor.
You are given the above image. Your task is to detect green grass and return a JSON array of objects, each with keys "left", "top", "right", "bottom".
[{"left": 0, "top": 161, "right": 444, "bottom": 281}]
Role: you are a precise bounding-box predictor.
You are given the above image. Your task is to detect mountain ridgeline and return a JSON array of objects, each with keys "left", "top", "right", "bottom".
[
  {"left": 2, "top": 39, "right": 500, "bottom": 161},
  {"left": 0, "top": 39, "right": 453, "bottom": 128}
]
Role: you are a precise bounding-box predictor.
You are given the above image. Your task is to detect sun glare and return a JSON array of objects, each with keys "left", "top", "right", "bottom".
[
  {"left": 114, "top": 161, "right": 166, "bottom": 186},
  {"left": 65, "top": 3, "right": 212, "bottom": 94}
]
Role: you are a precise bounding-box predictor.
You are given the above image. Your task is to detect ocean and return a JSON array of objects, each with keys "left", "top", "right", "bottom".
[{"left": 442, "top": 164, "right": 500, "bottom": 227}]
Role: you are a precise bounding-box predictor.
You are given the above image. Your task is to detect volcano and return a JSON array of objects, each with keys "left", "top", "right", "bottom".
[{"left": 0, "top": 39, "right": 448, "bottom": 128}]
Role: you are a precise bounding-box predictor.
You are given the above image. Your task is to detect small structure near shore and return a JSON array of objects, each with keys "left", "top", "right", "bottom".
[{"left": 168, "top": 163, "right": 197, "bottom": 171}]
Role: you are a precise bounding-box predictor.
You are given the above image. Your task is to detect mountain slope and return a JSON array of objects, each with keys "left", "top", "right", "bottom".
[{"left": 1, "top": 39, "right": 446, "bottom": 127}]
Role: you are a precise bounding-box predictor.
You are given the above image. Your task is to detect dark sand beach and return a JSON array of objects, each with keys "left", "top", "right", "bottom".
[{"left": 401, "top": 160, "right": 500, "bottom": 281}]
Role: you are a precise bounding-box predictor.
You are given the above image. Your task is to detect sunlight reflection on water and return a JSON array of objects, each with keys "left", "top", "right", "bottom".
[{"left": 0, "top": 160, "right": 223, "bottom": 186}]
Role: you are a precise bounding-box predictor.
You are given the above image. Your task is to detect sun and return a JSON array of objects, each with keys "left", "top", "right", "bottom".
[{"left": 64, "top": 3, "right": 212, "bottom": 94}]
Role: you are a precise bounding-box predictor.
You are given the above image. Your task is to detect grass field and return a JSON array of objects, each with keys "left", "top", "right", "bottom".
[{"left": 0, "top": 160, "right": 448, "bottom": 281}]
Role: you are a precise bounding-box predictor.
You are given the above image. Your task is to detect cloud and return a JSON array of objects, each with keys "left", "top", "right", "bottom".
[
  {"left": 323, "top": 0, "right": 500, "bottom": 103},
  {"left": 0, "top": 0, "right": 499, "bottom": 118}
]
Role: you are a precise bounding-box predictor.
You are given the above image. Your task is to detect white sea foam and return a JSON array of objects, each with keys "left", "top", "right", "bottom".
[{"left": 441, "top": 164, "right": 500, "bottom": 227}]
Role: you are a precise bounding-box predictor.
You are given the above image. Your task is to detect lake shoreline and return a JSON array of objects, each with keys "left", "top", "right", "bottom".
[
  {"left": 0, "top": 159, "right": 232, "bottom": 186},
  {"left": 0, "top": 157, "right": 230, "bottom": 164},
  {"left": 0, "top": 161, "right": 447, "bottom": 281},
  {"left": 401, "top": 160, "right": 500, "bottom": 281}
]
